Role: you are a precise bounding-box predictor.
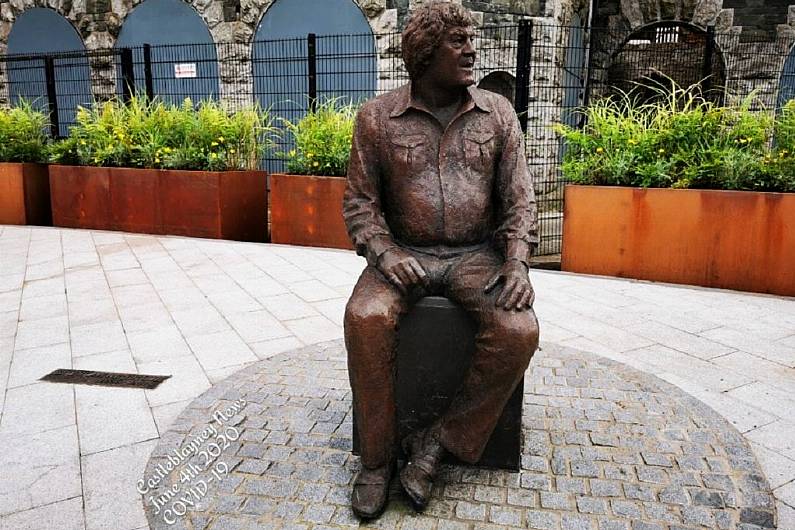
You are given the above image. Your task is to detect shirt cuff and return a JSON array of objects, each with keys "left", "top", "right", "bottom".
[
  {"left": 505, "top": 238, "right": 532, "bottom": 267},
  {"left": 365, "top": 235, "right": 397, "bottom": 267}
]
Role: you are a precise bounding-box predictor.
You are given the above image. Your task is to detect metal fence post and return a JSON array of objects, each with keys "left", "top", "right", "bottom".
[
  {"left": 120, "top": 48, "right": 135, "bottom": 103},
  {"left": 514, "top": 20, "right": 533, "bottom": 133},
  {"left": 581, "top": 26, "right": 598, "bottom": 114},
  {"left": 143, "top": 44, "right": 154, "bottom": 101},
  {"left": 701, "top": 25, "right": 715, "bottom": 97},
  {"left": 43, "top": 56, "right": 60, "bottom": 138},
  {"left": 307, "top": 33, "right": 317, "bottom": 112}
]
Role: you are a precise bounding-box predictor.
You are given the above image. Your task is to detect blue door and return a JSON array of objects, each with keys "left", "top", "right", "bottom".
[
  {"left": 115, "top": 0, "right": 219, "bottom": 104},
  {"left": 561, "top": 15, "right": 587, "bottom": 129},
  {"left": 778, "top": 45, "right": 795, "bottom": 109},
  {"left": 253, "top": 0, "right": 377, "bottom": 171},
  {"left": 7, "top": 8, "right": 91, "bottom": 136},
  {"left": 559, "top": 15, "right": 587, "bottom": 162}
]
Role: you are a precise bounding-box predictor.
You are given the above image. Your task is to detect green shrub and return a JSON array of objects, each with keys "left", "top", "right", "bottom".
[
  {"left": 0, "top": 100, "right": 50, "bottom": 163},
  {"left": 49, "top": 96, "right": 276, "bottom": 171},
  {"left": 555, "top": 81, "right": 795, "bottom": 192},
  {"left": 280, "top": 99, "right": 356, "bottom": 177}
]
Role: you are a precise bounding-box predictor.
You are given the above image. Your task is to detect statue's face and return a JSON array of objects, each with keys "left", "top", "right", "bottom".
[{"left": 423, "top": 25, "right": 477, "bottom": 89}]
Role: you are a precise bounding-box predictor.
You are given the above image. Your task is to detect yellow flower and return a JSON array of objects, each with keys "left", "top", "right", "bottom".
[
  {"left": 313, "top": 161, "right": 319, "bottom": 167},
  {"left": 658, "top": 148, "right": 665, "bottom": 154},
  {"left": 628, "top": 139, "right": 637, "bottom": 145},
  {"left": 288, "top": 150, "right": 296, "bottom": 157},
  {"left": 210, "top": 153, "right": 218, "bottom": 159},
  {"left": 217, "top": 136, "right": 224, "bottom": 142},
  {"left": 740, "top": 138, "right": 748, "bottom": 144},
  {"left": 80, "top": 140, "right": 86, "bottom": 145},
  {"left": 155, "top": 158, "right": 160, "bottom": 163},
  {"left": 306, "top": 152, "right": 314, "bottom": 158},
  {"left": 229, "top": 148, "right": 236, "bottom": 154},
  {"left": 595, "top": 147, "right": 604, "bottom": 154},
  {"left": 211, "top": 142, "right": 218, "bottom": 147}
]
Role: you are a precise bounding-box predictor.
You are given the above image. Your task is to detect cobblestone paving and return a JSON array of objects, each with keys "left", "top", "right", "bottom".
[{"left": 142, "top": 341, "right": 777, "bottom": 530}]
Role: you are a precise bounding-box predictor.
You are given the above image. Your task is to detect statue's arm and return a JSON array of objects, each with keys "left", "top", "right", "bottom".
[
  {"left": 343, "top": 104, "right": 397, "bottom": 267},
  {"left": 482, "top": 101, "right": 538, "bottom": 310},
  {"left": 493, "top": 103, "right": 539, "bottom": 267}
]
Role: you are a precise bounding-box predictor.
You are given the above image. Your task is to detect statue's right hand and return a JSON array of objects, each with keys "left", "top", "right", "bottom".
[{"left": 376, "top": 248, "right": 428, "bottom": 295}]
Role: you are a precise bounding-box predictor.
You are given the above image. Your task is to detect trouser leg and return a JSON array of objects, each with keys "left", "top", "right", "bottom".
[
  {"left": 344, "top": 266, "right": 410, "bottom": 469},
  {"left": 439, "top": 249, "right": 540, "bottom": 463}
]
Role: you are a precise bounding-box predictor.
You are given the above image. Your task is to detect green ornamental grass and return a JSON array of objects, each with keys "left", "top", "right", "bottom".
[
  {"left": 0, "top": 100, "right": 50, "bottom": 163},
  {"left": 555, "top": 80, "right": 795, "bottom": 193},
  {"left": 48, "top": 96, "right": 276, "bottom": 171},
  {"left": 280, "top": 99, "right": 356, "bottom": 177}
]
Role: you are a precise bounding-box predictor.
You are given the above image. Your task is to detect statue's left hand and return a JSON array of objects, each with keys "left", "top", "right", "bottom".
[{"left": 484, "top": 260, "right": 535, "bottom": 311}]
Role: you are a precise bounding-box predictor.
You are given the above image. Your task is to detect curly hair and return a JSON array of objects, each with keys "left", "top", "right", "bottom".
[{"left": 401, "top": 2, "right": 476, "bottom": 80}]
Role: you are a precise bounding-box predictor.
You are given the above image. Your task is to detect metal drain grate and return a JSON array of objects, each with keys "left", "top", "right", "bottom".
[{"left": 40, "top": 369, "right": 171, "bottom": 389}]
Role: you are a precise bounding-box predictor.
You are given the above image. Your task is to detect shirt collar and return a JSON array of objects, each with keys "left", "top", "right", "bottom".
[{"left": 389, "top": 83, "right": 492, "bottom": 118}]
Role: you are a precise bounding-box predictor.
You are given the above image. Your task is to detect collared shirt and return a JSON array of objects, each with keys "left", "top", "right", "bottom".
[{"left": 343, "top": 83, "right": 538, "bottom": 267}]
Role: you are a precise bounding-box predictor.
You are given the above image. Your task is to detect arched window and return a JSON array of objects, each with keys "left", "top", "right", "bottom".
[
  {"left": 7, "top": 8, "right": 91, "bottom": 136},
  {"left": 116, "top": 0, "right": 219, "bottom": 104},
  {"left": 607, "top": 22, "right": 726, "bottom": 104},
  {"left": 252, "top": 0, "right": 377, "bottom": 171}
]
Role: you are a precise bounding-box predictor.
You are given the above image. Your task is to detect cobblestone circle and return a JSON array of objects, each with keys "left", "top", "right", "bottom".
[{"left": 141, "top": 340, "right": 777, "bottom": 530}]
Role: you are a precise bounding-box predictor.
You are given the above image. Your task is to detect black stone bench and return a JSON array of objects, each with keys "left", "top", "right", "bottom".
[{"left": 352, "top": 296, "right": 523, "bottom": 471}]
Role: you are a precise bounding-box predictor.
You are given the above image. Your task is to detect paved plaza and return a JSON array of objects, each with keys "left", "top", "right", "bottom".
[{"left": 0, "top": 225, "right": 793, "bottom": 529}]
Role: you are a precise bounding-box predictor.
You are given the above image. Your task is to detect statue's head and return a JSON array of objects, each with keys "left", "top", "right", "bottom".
[{"left": 401, "top": 2, "right": 477, "bottom": 87}]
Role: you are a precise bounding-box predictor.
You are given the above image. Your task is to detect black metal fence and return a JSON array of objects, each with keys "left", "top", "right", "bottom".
[{"left": 0, "top": 22, "right": 792, "bottom": 256}]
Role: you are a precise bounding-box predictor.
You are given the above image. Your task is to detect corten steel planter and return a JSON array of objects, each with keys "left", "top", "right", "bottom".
[
  {"left": 562, "top": 184, "right": 795, "bottom": 297},
  {"left": 0, "top": 162, "right": 51, "bottom": 226},
  {"left": 49, "top": 165, "right": 267, "bottom": 242},
  {"left": 269, "top": 173, "right": 353, "bottom": 250}
]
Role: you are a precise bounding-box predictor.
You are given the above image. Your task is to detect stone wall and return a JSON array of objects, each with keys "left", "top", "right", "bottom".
[
  {"left": 0, "top": 0, "right": 551, "bottom": 109},
  {"left": 589, "top": 0, "right": 795, "bottom": 109},
  {"left": 2, "top": 0, "right": 791, "bottom": 225}
]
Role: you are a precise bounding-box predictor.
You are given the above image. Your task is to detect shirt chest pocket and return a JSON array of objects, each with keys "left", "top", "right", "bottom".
[
  {"left": 463, "top": 130, "right": 496, "bottom": 175},
  {"left": 389, "top": 134, "right": 428, "bottom": 173}
]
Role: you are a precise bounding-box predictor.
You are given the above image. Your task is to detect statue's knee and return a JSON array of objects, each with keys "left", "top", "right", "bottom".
[
  {"left": 344, "top": 296, "right": 398, "bottom": 331},
  {"left": 492, "top": 312, "right": 539, "bottom": 360}
]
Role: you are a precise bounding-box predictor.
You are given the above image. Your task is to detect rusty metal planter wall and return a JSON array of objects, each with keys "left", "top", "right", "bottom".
[
  {"left": 269, "top": 173, "right": 353, "bottom": 250},
  {"left": 562, "top": 185, "right": 795, "bottom": 297},
  {"left": 49, "top": 165, "right": 267, "bottom": 242},
  {"left": 0, "top": 162, "right": 51, "bottom": 226}
]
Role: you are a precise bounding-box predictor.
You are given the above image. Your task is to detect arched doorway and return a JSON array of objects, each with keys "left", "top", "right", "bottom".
[
  {"left": 557, "top": 14, "right": 589, "bottom": 173},
  {"left": 561, "top": 15, "right": 587, "bottom": 129},
  {"left": 478, "top": 71, "right": 515, "bottom": 104},
  {"left": 252, "top": 0, "right": 377, "bottom": 171},
  {"left": 777, "top": 44, "right": 795, "bottom": 109},
  {"left": 116, "top": 0, "right": 219, "bottom": 104},
  {"left": 7, "top": 8, "right": 91, "bottom": 136},
  {"left": 607, "top": 22, "right": 726, "bottom": 104}
]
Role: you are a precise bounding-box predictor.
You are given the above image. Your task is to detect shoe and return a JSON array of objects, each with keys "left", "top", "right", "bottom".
[
  {"left": 351, "top": 461, "right": 395, "bottom": 519},
  {"left": 399, "top": 426, "right": 446, "bottom": 511}
]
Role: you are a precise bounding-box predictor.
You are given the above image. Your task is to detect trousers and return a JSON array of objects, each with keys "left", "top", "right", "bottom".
[{"left": 344, "top": 245, "right": 539, "bottom": 469}]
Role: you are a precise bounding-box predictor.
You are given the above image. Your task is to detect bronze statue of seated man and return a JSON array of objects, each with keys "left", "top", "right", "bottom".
[{"left": 342, "top": 1, "right": 540, "bottom": 519}]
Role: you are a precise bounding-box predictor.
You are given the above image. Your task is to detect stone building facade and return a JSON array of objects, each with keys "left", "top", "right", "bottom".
[
  {"left": 0, "top": 0, "right": 587, "bottom": 193},
  {"left": 0, "top": 0, "right": 791, "bottom": 254},
  {"left": 590, "top": 0, "right": 795, "bottom": 109}
]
